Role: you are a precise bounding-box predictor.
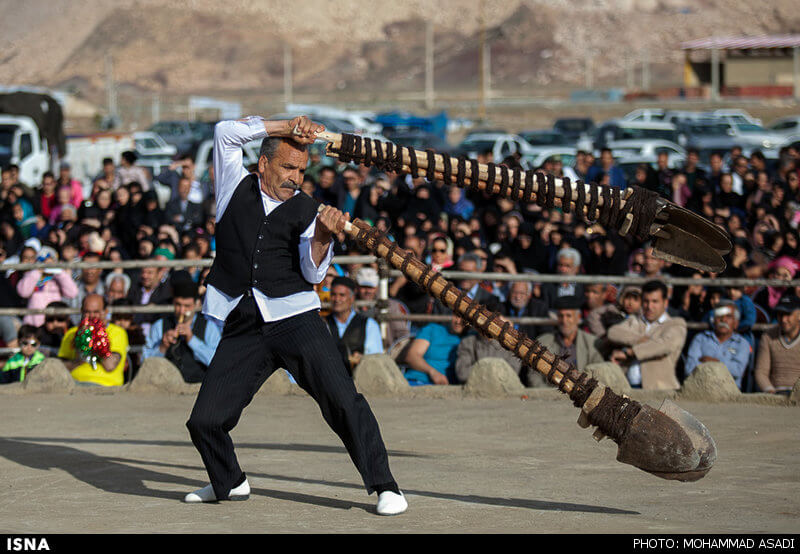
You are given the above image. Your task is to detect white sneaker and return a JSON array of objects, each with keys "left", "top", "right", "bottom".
[
  {"left": 376, "top": 490, "right": 407, "bottom": 516},
  {"left": 183, "top": 479, "right": 250, "bottom": 503}
]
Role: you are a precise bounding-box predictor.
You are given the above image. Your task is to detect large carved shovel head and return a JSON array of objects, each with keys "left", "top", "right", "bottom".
[
  {"left": 615, "top": 399, "right": 717, "bottom": 482},
  {"left": 651, "top": 201, "right": 732, "bottom": 274}
]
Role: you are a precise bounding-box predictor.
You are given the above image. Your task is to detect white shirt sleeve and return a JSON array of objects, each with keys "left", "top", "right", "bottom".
[
  {"left": 298, "top": 216, "right": 333, "bottom": 284},
  {"left": 213, "top": 116, "right": 268, "bottom": 220}
]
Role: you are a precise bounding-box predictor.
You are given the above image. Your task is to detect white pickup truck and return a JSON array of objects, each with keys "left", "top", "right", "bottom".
[{"left": 0, "top": 114, "right": 53, "bottom": 186}]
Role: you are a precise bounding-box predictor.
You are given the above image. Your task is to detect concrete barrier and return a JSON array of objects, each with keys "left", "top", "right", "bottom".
[
  {"left": 353, "top": 354, "right": 410, "bottom": 396},
  {"left": 22, "top": 358, "right": 75, "bottom": 393},
  {"left": 464, "top": 357, "right": 525, "bottom": 398},
  {"left": 680, "top": 362, "right": 741, "bottom": 402},
  {"left": 127, "top": 357, "right": 199, "bottom": 394},
  {"left": 583, "top": 362, "right": 632, "bottom": 394}
]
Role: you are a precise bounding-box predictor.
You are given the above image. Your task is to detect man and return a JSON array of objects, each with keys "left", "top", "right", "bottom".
[
  {"left": 587, "top": 148, "right": 625, "bottom": 189},
  {"left": 502, "top": 280, "right": 549, "bottom": 339},
  {"left": 325, "top": 276, "right": 383, "bottom": 373},
  {"left": 127, "top": 258, "right": 172, "bottom": 336},
  {"left": 682, "top": 148, "right": 707, "bottom": 190},
  {"left": 144, "top": 280, "right": 221, "bottom": 383},
  {"left": 105, "top": 273, "right": 131, "bottom": 304},
  {"left": 183, "top": 115, "right": 406, "bottom": 515},
  {"left": 355, "top": 266, "right": 410, "bottom": 348},
  {"left": 534, "top": 296, "right": 603, "bottom": 386},
  {"left": 58, "top": 294, "right": 129, "bottom": 387},
  {"left": 432, "top": 252, "right": 501, "bottom": 314},
  {"left": 607, "top": 280, "right": 687, "bottom": 390},
  {"left": 454, "top": 328, "right": 525, "bottom": 385},
  {"left": 165, "top": 176, "right": 205, "bottom": 231},
  {"left": 685, "top": 300, "right": 751, "bottom": 389},
  {"left": 754, "top": 295, "right": 800, "bottom": 395},
  {"left": 403, "top": 314, "right": 467, "bottom": 386},
  {"left": 157, "top": 154, "right": 205, "bottom": 203},
  {"left": 583, "top": 283, "right": 619, "bottom": 338},
  {"left": 66, "top": 252, "right": 105, "bottom": 325},
  {"left": 541, "top": 247, "right": 585, "bottom": 309},
  {"left": 655, "top": 151, "right": 674, "bottom": 198}
]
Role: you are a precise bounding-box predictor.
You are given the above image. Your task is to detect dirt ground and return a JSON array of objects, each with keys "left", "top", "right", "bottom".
[{"left": 0, "top": 391, "right": 797, "bottom": 534}]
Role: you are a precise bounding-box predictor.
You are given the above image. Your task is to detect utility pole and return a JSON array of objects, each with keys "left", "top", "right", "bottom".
[
  {"left": 642, "top": 48, "right": 650, "bottom": 91},
  {"left": 478, "top": 0, "right": 486, "bottom": 121},
  {"left": 425, "top": 20, "right": 434, "bottom": 110},
  {"left": 711, "top": 47, "right": 720, "bottom": 102},
  {"left": 151, "top": 93, "right": 160, "bottom": 125},
  {"left": 284, "top": 43, "right": 293, "bottom": 109},
  {"left": 105, "top": 53, "right": 118, "bottom": 128},
  {"left": 585, "top": 51, "right": 593, "bottom": 89}
]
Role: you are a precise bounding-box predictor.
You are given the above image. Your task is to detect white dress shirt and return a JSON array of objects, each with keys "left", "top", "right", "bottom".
[
  {"left": 626, "top": 311, "right": 669, "bottom": 386},
  {"left": 202, "top": 116, "right": 333, "bottom": 325}
]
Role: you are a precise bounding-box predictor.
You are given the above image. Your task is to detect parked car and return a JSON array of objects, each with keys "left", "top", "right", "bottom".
[
  {"left": 553, "top": 117, "right": 595, "bottom": 143},
  {"left": 675, "top": 119, "right": 741, "bottom": 162},
  {"left": 456, "top": 133, "right": 536, "bottom": 162},
  {"left": 147, "top": 120, "right": 211, "bottom": 154},
  {"left": 519, "top": 129, "right": 571, "bottom": 148},
  {"left": 603, "top": 139, "right": 686, "bottom": 168},
  {"left": 383, "top": 130, "right": 453, "bottom": 155},
  {"left": 703, "top": 115, "right": 786, "bottom": 159},
  {"left": 519, "top": 147, "right": 577, "bottom": 171},
  {"left": 620, "top": 109, "right": 666, "bottom": 122},
  {"left": 766, "top": 116, "right": 800, "bottom": 148},
  {"left": 593, "top": 120, "right": 679, "bottom": 150}
]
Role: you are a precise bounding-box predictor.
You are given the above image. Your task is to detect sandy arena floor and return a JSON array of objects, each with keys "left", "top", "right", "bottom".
[{"left": 0, "top": 391, "right": 797, "bottom": 534}]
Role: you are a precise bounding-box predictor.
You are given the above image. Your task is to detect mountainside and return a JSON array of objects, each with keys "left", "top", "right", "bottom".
[{"left": 2, "top": 0, "right": 800, "bottom": 99}]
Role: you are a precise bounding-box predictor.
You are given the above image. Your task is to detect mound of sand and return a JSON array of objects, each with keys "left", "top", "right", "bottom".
[
  {"left": 680, "top": 362, "right": 741, "bottom": 402},
  {"left": 464, "top": 357, "right": 524, "bottom": 397}
]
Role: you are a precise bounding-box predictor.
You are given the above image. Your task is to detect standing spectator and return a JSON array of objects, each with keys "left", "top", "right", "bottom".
[
  {"left": 682, "top": 148, "right": 707, "bottom": 190},
  {"left": 1, "top": 325, "right": 45, "bottom": 384},
  {"left": 607, "top": 280, "right": 687, "bottom": 390},
  {"left": 65, "top": 251, "right": 105, "bottom": 325},
  {"left": 685, "top": 300, "right": 752, "bottom": 389},
  {"left": 16, "top": 247, "right": 79, "bottom": 327},
  {"left": 144, "top": 280, "right": 221, "bottom": 383},
  {"left": 325, "top": 276, "right": 383, "bottom": 374},
  {"left": 55, "top": 163, "right": 83, "bottom": 208},
  {"left": 117, "top": 151, "right": 151, "bottom": 190},
  {"left": 587, "top": 148, "right": 626, "bottom": 189},
  {"left": 157, "top": 154, "right": 205, "bottom": 203},
  {"left": 355, "top": 266, "right": 410, "bottom": 349},
  {"left": 403, "top": 314, "right": 467, "bottom": 386},
  {"left": 58, "top": 294, "right": 129, "bottom": 387},
  {"left": 754, "top": 295, "right": 800, "bottom": 395}
]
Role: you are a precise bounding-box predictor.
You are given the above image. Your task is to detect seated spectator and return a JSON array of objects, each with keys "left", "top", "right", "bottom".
[
  {"left": 355, "top": 266, "right": 410, "bottom": 349},
  {"left": 1, "top": 325, "right": 45, "bottom": 384},
  {"left": 754, "top": 295, "right": 800, "bottom": 395},
  {"left": 455, "top": 330, "right": 525, "bottom": 385},
  {"left": 607, "top": 280, "right": 687, "bottom": 390},
  {"left": 752, "top": 256, "right": 799, "bottom": 320},
  {"left": 16, "top": 246, "right": 79, "bottom": 327},
  {"left": 38, "top": 301, "right": 71, "bottom": 350},
  {"left": 165, "top": 176, "right": 205, "bottom": 232},
  {"left": 127, "top": 258, "right": 173, "bottom": 336},
  {"left": 105, "top": 273, "right": 131, "bottom": 304},
  {"left": 325, "top": 276, "right": 383, "bottom": 374},
  {"left": 535, "top": 296, "right": 603, "bottom": 382},
  {"left": 403, "top": 314, "right": 467, "bottom": 386},
  {"left": 433, "top": 252, "right": 501, "bottom": 314},
  {"left": 685, "top": 300, "right": 752, "bottom": 389},
  {"left": 66, "top": 251, "right": 105, "bottom": 325},
  {"left": 144, "top": 281, "right": 221, "bottom": 383},
  {"left": 502, "top": 280, "right": 549, "bottom": 339},
  {"left": 58, "top": 294, "right": 129, "bottom": 387}
]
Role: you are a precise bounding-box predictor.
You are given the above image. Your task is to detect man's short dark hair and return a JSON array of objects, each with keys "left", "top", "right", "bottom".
[
  {"left": 642, "top": 280, "right": 668, "bottom": 299},
  {"left": 259, "top": 136, "right": 307, "bottom": 160},
  {"left": 121, "top": 151, "right": 137, "bottom": 165},
  {"left": 172, "top": 280, "right": 199, "bottom": 300},
  {"left": 687, "top": 147, "right": 699, "bottom": 156},
  {"left": 102, "top": 157, "right": 113, "bottom": 165}
]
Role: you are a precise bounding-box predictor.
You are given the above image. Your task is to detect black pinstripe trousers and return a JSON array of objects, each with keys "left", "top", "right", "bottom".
[{"left": 186, "top": 295, "right": 397, "bottom": 501}]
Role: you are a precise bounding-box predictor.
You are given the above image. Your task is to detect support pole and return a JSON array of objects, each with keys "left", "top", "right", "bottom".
[{"left": 425, "top": 21, "right": 434, "bottom": 110}]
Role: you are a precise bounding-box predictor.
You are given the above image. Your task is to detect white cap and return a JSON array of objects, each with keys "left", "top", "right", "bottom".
[{"left": 356, "top": 267, "right": 379, "bottom": 288}]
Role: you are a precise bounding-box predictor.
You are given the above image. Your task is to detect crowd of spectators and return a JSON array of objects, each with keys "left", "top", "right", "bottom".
[{"left": 1, "top": 131, "right": 799, "bottom": 395}]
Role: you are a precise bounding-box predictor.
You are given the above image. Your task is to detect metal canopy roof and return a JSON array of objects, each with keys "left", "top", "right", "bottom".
[{"left": 681, "top": 35, "right": 800, "bottom": 50}]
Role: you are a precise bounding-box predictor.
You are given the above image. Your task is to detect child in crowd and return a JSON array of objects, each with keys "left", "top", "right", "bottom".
[{"left": 1, "top": 325, "right": 45, "bottom": 384}]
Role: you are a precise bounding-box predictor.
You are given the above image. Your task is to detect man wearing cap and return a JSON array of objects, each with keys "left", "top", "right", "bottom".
[
  {"left": 685, "top": 300, "right": 752, "bottom": 389},
  {"left": 533, "top": 296, "right": 603, "bottom": 385},
  {"left": 144, "top": 280, "right": 221, "bottom": 383},
  {"left": 355, "top": 267, "right": 410, "bottom": 348},
  {"left": 326, "top": 276, "right": 384, "bottom": 373},
  {"left": 754, "top": 295, "right": 800, "bottom": 395},
  {"left": 607, "top": 280, "right": 687, "bottom": 390}
]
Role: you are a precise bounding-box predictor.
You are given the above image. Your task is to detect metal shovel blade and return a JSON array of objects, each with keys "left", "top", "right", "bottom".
[
  {"left": 652, "top": 223, "right": 728, "bottom": 274},
  {"left": 615, "top": 399, "right": 717, "bottom": 482}
]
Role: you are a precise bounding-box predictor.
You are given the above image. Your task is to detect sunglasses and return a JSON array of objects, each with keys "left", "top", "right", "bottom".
[
  {"left": 432, "top": 248, "right": 447, "bottom": 253},
  {"left": 21, "top": 340, "right": 39, "bottom": 347}
]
